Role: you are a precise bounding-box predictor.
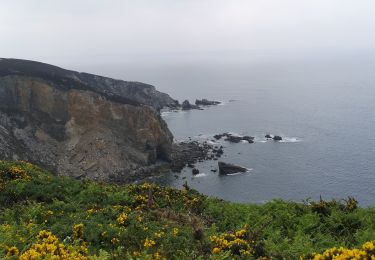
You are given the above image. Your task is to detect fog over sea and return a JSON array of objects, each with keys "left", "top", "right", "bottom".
[{"left": 81, "top": 54, "right": 375, "bottom": 206}]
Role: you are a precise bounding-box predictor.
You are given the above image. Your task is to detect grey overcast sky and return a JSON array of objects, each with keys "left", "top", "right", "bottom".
[{"left": 1, "top": 0, "right": 375, "bottom": 65}]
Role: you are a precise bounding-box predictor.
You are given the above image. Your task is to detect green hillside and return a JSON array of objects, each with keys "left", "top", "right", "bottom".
[{"left": 1, "top": 160, "right": 375, "bottom": 259}]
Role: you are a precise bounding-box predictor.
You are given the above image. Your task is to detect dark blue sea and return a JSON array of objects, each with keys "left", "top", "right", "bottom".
[{"left": 81, "top": 55, "right": 375, "bottom": 206}]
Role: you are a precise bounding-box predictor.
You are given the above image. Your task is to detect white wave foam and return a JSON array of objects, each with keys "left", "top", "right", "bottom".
[
  {"left": 193, "top": 173, "right": 207, "bottom": 178},
  {"left": 195, "top": 134, "right": 213, "bottom": 139},
  {"left": 279, "top": 137, "right": 300, "bottom": 143},
  {"left": 227, "top": 132, "right": 242, "bottom": 137},
  {"left": 161, "top": 111, "right": 172, "bottom": 116},
  {"left": 254, "top": 136, "right": 301, "bottom": 143},
  {"left": 217, "top": 100, "right": 230, "bottom": 106},
  {"left": 226, "top": 168, "right": 253, "bottom": 176}
]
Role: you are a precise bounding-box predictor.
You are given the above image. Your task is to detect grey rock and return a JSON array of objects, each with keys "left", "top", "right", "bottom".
[
  {"left": 181, "top": 100, "right": 200, "bottom": 110},
  {"left": 218, "top": 161, "right": 247, "bottom": 175},
  {"left": 214, "top": 133, "right": 254, "bottom": 143},
  {"left": 195, "top": 98, "right": 221, "bottom": 106}
]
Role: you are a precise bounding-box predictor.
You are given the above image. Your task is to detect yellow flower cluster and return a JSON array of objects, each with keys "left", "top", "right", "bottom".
[
  {"left": 144, "top": 238, "right": 156, "bottom": 248},
  {"left": 210, "top": 228, "right": 253, "bottom": 256},
  {"left": 73, "top": 224, "right": 84, "bottom": 239},
  {"left": 128, "top": 182, "right": 203, "bottom": 211},
  {"left": 153, "top": 251, "right": 162, "bottom": 259},
  {"left": 154, "top": 231, "right": 165, "bottom": 238},
  {"left": 19, "top": 230, "right": 88, "bottom": 260},
  {"left": 305, "top": 240, "right": 375, "bottom": 259},
  {"left": 135, "top": 195, "right": 148, "bottom": 204},
  {"left": 9, "top": 166, "right": 30, "bottom": 179},
  {"left": 5, "top": 246, "right": 19, "bottom": 257},
  {"left": 117, "top": 213, "right": 128, "bottom": 225},
  {"left": 0, "top": 165, "right": 30, "bottom": 188}
]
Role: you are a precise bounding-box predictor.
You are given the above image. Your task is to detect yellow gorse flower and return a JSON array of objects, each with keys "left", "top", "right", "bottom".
[
  {"left": 210, "top": 228, "right": 254, "bottom": 257},
  {"left": 303, "top": 240, "right": 375, "bottom": 259},
  {"left": 73, "top": 224, "right": 84, "bottom": 239},
  {"left": 5, "top": 246, "right": 19, "bottom": 257},
  {"left": 154, "top": 231, "right": 165, "bottom": 238},
  {"left": 117, "top": 213, "right": 128, "bottom": 225},
  {"left": 19, "top": 230, "right": 88, "bottom": 260},
  {"left": 173, "top": 228, "right": 179, "bottom": 236},
  {"left": 144, "top": 238, "right": 156, "bottom": 248}
]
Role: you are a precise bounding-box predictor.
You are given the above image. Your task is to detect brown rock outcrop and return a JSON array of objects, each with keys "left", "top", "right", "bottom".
[{"left": 0, "top": 58, "right": 174, "bottom": 181}]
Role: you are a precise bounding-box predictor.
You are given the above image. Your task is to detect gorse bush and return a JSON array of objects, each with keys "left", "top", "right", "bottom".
[{"left": 0, "top": 160, "right": 375, "bottom": 259}]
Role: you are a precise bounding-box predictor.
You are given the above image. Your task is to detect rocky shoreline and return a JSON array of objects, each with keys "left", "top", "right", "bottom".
[
  {"left": 115, "top": 139, "right": 225, "bottom": 183},
  {"left": 169, "top": 140, "right": 224, "bottom": 172},
  {"left": 170, "top": 98, "right": 221, "bottom": 111},
  {"left": 0, "top": 58, "right": 291, "bottom": 183},
  {"left": 162, "top": 131, "right": 287, "bottom": 178}
]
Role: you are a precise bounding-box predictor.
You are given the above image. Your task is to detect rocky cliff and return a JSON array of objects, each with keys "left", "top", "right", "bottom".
[{"left": 0, "top": 58, "right": 176, "bottom": 181}]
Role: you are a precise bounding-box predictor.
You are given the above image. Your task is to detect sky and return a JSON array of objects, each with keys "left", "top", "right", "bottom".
[{"left": 1, "top": 0, "right": 375, "bottom": 66}]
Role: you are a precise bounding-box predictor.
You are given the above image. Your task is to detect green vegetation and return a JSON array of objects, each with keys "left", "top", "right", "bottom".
[{"left": 1, "top": 160, "right": 375, "bottom": 259}]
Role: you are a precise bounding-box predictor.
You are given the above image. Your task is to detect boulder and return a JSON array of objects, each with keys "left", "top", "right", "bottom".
[
  {"left": 218, "top": 162, "right": 247, "bottom": 175},
  {"left": 242, "top": 136, "right": 255, "bottom": 143},
  {"left": 192, "top": 168, "right": 199, "bottom": 175},
  {"left": 214, "top": 134, "right": 224, "bottom": 140},
  {"left": 224, "top": 135, "right": 243, "bottom": 143}
]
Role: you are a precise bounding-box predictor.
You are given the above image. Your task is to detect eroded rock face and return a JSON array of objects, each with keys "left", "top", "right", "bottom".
[{"left": 0, "top": 59, "right": 174, "bottom": 181}]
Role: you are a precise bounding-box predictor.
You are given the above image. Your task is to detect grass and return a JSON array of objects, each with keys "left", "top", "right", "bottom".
[{"left": 1, "top": 160, "right": 375, "bottom": 259}]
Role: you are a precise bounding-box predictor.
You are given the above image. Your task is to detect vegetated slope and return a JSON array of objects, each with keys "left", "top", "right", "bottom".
[
  {"left": 1, "top": 161, "right": 375, "bottom": 259},
  {"left": 0, "top": 58, "right": 177, "bottom": 182}
]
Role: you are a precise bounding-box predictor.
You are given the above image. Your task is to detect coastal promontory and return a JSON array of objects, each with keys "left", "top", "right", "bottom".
[{"left": 0, "top": 58, "right": 178, "bottom": 181}]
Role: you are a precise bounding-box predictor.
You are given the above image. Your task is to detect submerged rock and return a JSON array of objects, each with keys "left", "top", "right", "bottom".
[
  {"left": 192, "top": 168, "right": 199, "bottom": 175},
  {"left": 218, "top": 162, "right": 247, "bottom": 175}
]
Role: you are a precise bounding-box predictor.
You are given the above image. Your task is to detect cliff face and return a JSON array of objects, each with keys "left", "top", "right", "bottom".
[{"left": 0, "top": 58, "right": 175, "bottom": 181}]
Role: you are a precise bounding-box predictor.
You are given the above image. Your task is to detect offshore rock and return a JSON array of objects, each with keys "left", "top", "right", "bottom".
[
  {"left": 218, "top": 162, "right": 247, "bottom": 175},
  {"left": 0, "top": 58, "right": 175, "bottom": 181},
  {"left": 214, "top": 133, "right": 254, "bottom": 143},
  {"left": 181, "top": 100, "right": 200, "bottom": 110},
  {"left": 195, "top": 99, "right": 221, "bottom": 106}
]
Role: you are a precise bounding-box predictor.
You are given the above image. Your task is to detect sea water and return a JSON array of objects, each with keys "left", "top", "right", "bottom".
[{"left": 82, "top": 55, "right": 375, "bottom": 206}]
